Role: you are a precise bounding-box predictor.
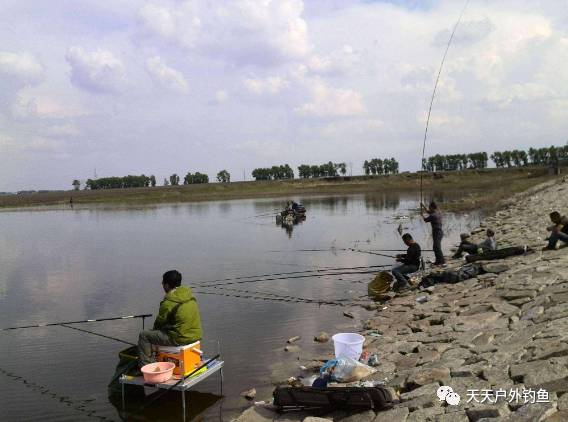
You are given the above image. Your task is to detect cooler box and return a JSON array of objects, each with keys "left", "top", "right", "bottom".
[{"left": 154, "top": 341, "right": 202, "bottom": 376}]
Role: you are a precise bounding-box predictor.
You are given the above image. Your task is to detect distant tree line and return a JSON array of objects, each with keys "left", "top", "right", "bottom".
[
  {"left": 491, "top": 145, "right": 568, "bottom": 168},
  {"left": 298, "top": 162, "right": 347, "bottom": 178},
  {"left": 85, "top": 175, "right": 156, "bottom": 190},
  {"left": 252, "top": 164, "right": 294, "bottom": 180},
  {"left": 422, "top": 152, "right": 488, "bottom": 172},
  {"left": 363, "top": 158, "right": 399, "bottom": 175}
]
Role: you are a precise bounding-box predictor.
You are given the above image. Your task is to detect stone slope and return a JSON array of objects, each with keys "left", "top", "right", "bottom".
[{"left": 235, "top": 176, "right": 568, "bottom": 422}]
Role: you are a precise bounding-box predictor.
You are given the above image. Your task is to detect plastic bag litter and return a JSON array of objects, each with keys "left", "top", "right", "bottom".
[{"left": 320, "top": 357, "right": 377, "bottom": 383}]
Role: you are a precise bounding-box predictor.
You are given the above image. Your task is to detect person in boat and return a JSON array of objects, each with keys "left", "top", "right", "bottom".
[
  {"left": 392, "top": 233, "right": 421, "bottom": 292},
  {"left": 453, "top": 229, "right": 497, "bottom": 258},
  {"left": 421, "top": 201, "right": 445, "bottom": 266},
  {"left": 291, "top": 201, "right": 300, "bottom": 213},
  {"left": 138, "top": 270, "right": 202, "bottom": 366},
  {"left": 543, "top": 211, "right": 568, "bottom": 250}
]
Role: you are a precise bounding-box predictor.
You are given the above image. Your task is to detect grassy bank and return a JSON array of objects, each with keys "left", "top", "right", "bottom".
[{"left": 0, "top": 167, "right": 557, "bottom": 211}]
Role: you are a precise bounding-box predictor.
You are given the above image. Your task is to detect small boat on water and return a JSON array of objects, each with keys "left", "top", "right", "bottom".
[{"left": 275, "top": 202, "right": 306, "bottom": 225}]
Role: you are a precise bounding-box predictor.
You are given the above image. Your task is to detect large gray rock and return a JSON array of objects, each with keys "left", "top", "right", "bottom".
[
  {"left": 407, "top": 367, "right": 450, "bottom": 386},
  {"left": 502, "top": 401, "right": 557, "bottom": 421},
  {"left": 339, "top": 410, "right": 376, "bottom": 422},
  {"left": 405, "top": 406, "right": 445, "bottom": 421},
  {"left": 510, "top": 360, "right": 568, "bottom": 385},
  {"left": 400, "top": 382, "right": 440, "bottom": 401},
  {"left": 373, "top": 407, "right": 409, "bottom": 422},
  {"left": 233, "top": 407, "right": 277, "bottom": 422},
  {"left": 466, "top": 402, "right": 510, "bottom": 421}
]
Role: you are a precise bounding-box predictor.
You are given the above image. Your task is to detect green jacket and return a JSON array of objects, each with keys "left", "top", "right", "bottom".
[{"left": 153, "top": 286, "right": 202, "bottom": 345}]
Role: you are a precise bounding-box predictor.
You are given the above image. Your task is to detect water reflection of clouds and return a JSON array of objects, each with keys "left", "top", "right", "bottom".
[{"left": 0, "top": 192, "right": 482, "bottom": 421}]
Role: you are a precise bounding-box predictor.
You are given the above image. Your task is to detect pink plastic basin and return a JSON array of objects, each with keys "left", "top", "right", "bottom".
[{"left": 141, "top": 362, "right": 176, "bottom": 383}]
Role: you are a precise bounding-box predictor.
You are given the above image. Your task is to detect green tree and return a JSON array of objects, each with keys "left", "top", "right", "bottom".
[
  {"left": 216, "top": 170, "right": 230, "bottom": 183},
  {"left": 170, "top": 174, "right": 180, "bottom": 186},
  {"left": 72, "top": 179, "right": 81, "bottom": 190},
  {"left": 150, "top": 175, "right": 156, "bottom": 187}
]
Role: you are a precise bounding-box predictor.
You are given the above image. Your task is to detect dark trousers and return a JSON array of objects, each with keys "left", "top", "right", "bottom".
[
  {"left": 433, "top": 231, "right": 445, "bottom": 264},
  {"left": 392, "top": 264, "right": 419, "bottom": 287},
  {"left": 548, "top": 231, "right": 568, "bottom": 249},
  {"left": 138, "top": 329, "right": 177, "bottom": 366},
  {"left": 453, "top": 241, "right": 477, "bottom": 258}
]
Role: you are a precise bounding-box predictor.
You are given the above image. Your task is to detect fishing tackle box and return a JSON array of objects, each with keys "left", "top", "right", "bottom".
[{"left": 154, "top": 340, "right": 202, "bottom": 376}]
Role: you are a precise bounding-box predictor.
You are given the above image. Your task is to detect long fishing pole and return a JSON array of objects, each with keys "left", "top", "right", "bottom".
[
  {"left": 419, "top": 0, "right": 471, "bottom": 204},
  {"left": 193, "top": 264, "right": 393, "bottom": 286},
  {"left": 0, "top": 313, "right": 152, "bottom": 332},
  {"left": 197, "top": 267, "right": 390, "bottom": 288}
]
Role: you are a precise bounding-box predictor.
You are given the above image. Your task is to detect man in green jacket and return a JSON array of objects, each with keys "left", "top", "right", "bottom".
[{"left": 138, "top": 270, "right": 203, "bottom": 366}]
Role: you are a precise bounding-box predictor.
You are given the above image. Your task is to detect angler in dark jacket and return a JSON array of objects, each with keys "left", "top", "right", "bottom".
[
  {"left": 138, "top": 270, "right": 202, "bottom": 366},
  {"left": 422, "top": 201, "right": 445, "bottom": 265},
  {"left": 392, "top": 233, "right": 421, "bottom": 291}
]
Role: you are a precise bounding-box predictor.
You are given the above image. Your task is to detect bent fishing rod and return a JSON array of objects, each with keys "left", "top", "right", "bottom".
[
  {"left": 0, "top": 313, "right": 152, "bottom": 332},
  {"left": 419, "top": 0, "right": 470, "bottom": 204}
]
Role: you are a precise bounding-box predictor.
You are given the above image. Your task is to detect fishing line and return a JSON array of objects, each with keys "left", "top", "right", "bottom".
[
  {"left": 419, "top": 0, "right": 471, "bottom": 205},
  {"left": 60, "top": 324, "right": 136, "bottom": 346},
  {"left": 195, "top": 267, "right": 389, "bottom": 288},
  {"left": 193, "top": 264, "right": 392, "bottom": 287},
  {"left": 0, "top": 366, "right": 113, "bottom": 421}
]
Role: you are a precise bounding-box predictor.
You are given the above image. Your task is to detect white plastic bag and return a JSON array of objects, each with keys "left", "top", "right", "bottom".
[{"left": 330, "top": 357, "right": 377, "bottom": 382}]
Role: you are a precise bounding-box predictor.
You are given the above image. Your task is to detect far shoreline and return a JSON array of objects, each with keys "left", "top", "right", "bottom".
[{"left": 0, "top": 167, "right": 559, "bottom": 213}]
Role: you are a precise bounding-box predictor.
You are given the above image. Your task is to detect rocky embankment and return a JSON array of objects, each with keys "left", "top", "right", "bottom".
[{"left": 235, "top": 177, "right": 568, "bottom": 422}]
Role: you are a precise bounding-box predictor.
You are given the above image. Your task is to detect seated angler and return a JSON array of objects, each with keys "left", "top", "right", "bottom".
[
  {"left": 452, "top": 233, "right": 478, "bottom": 258},
  {"left": 392, "top": 233, "right": 421, "bottom": 292},
  {"left": 453, "top": 229, "right": 497, "bottom": 258},
  {"left": 138, "top": 270, "right": 202, "bottom": 366},
  {"left": 478, "top": 229, "right": 497, "bottom": 253},
  {"left": 544, "top": 211, "right": 568, "bottom": 251}
]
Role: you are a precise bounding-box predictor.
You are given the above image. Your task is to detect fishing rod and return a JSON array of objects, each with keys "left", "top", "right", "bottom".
[
  {"left": 60, "top": 324, "right": 136, "bottom": 346},
  {"left": 419, "top": 0, "right": 470, "bottom": 204},
  {"left": 141, "top": 354, "right": 221, "bottom": 410},
  {"left": 0, "top": 313, "right": 152, "bottom": 332},
  {"left": 193, "top": 264, "right": 393, "bottom": 286},
  {"left": 197, "top": 267, "right": 390, "bottom": 288}
]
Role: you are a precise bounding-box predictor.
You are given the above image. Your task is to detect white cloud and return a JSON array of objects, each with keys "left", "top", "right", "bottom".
[
  {"left": 65, "top": 47, "right": 127, "bottom": 93},
  {"left": 307, "top": 45, "right": 360, "bottom": 76},
  {"left": 11, "top": 91, "right": 88, "bottom": 119},
  {"left": 0, "top": 51, "right": 44, "bottom": 83},
  {"left": 138, "top": 0, "right": 309, "bottom": 66},
  {"left": 244, "top": 76, "right": 289, "bottom": 95},
  {"left": 434, "top": 17, "right": 495, "bottom": 46},
  {"left": 215, "top": 90, "right": 228, "bottom": 103},
  {"left": 47, "top": 124, "right": 81, "bottom": 138},
  {"left": 138, "top": 2, "right": 201, "bottom": 48},
  {"left": 294, "top": 79, "right": 365, "bottom": 117},
  {"left": 145, "top": 56, "right": 188, "bottom": 93}
]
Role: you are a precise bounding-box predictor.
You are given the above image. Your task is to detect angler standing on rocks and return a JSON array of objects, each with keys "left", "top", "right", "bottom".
[{"left": 421, "top": 201, "right": 445, "bottom": 266}]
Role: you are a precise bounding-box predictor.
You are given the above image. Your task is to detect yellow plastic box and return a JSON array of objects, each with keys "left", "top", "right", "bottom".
[{"left": 154, "top": 341, "right": 202, "bottom": 376}]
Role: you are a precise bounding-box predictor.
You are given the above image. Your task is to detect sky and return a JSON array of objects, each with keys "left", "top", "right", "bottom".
[{"left": 1, "top": 0, "right": 568, "bottom": 191}]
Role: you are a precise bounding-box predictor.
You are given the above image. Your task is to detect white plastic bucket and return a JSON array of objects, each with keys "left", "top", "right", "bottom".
[{"left": 332, "top": 333, "right": 365, "bottom": 360}]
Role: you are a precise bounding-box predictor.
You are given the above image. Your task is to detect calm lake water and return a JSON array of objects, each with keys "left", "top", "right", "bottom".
[{"left": 0, "top": 192, "right": 480, "bottom": 421}]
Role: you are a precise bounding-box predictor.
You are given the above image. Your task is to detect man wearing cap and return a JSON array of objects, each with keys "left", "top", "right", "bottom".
[
  {"left": 452, "top": 233, "right": 478, "bottom": 258},
  {"left": 453, "top": 229, "right": 497, "bottom": 258}
]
